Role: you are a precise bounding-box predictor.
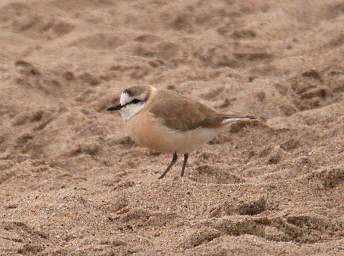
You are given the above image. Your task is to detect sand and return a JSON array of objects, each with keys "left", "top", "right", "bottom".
[{"left": 1, "top": 0, "right": 344, "bottom": 255}]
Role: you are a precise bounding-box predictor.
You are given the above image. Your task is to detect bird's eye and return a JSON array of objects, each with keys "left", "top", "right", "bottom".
[{"left": 131, "top": 99, "right": 141, "bottom": 104}]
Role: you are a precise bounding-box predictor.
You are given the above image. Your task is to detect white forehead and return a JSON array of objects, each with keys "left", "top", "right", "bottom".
[{"left": 120, "top": 92, "right": 132, "bottom": 106}]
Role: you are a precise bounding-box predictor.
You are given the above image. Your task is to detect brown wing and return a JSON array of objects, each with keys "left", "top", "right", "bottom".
[{"left": 148, "top": 89, "right": 225, "bottom": 131}]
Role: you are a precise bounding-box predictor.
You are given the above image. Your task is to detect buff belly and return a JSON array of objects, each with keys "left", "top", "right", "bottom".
[{"left": 125, "top": 112, "right": 219, "bottom": 154}]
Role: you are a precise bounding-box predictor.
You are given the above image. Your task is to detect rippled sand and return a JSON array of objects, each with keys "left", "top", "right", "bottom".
[{"left": 1, "top": 0, "right": 344, "bottom": 255}]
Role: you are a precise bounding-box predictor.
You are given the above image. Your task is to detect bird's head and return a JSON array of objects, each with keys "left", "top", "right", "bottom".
[{"left": 107, "top": 86, "right": 151, "bottom": 120}]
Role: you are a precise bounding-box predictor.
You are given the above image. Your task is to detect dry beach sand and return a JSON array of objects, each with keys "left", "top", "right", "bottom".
[{"left": 1, "top": 0, "right": 344, "bottom": 255}]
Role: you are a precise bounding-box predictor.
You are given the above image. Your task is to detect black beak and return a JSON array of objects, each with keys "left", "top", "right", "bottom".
[{"left": 107, "top": 104, "right": 122, "bottom": 111}]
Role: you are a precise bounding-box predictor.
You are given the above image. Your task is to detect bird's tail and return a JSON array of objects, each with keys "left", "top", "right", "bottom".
[{"left": 221, "top": 115, "right": 256, "bottom": 125}]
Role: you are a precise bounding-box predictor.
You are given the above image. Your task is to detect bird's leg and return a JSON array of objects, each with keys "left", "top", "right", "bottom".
[
  {"left": 158, "top": 152, "right": 178, "bottom": 179},
  {"left": 180, "top": 153, "right": 189, "bottom": 177}
]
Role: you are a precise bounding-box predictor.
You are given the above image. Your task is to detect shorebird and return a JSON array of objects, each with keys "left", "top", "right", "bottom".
[{"left": 107, "top": 86, "right": 256, "bottom": 179}]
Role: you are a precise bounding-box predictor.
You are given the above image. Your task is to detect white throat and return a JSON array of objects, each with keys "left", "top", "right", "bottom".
[
  {"left": 119, "top": 92, "right": 145, "bottom": 120},
  {"left": 119, "top": 102, "right": 145, "bottom": 120}
]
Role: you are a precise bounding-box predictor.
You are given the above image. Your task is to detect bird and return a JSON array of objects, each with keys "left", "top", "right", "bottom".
[{"left": 107, "top": 85, "right": 256, "bottom": 179}]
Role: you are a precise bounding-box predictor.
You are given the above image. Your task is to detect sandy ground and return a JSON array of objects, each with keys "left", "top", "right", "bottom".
[{"left": 1, "top": 0, "right": 344, "bottom": 255}]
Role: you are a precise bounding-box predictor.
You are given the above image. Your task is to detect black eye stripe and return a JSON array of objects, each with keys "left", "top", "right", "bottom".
[
  {"left": 122, "top": 98, "right": 142, "bottom": 108},
  {"left": 131, "top": 99, "right": 141, "bottom": 104}
]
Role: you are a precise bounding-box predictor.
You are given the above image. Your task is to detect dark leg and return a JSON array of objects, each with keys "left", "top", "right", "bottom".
[
  {"left": 158, "top": 152, "right": 178, "bottom": 179},
  {"left": 180, "top": 153, "right": 189, "bottom": 177}
]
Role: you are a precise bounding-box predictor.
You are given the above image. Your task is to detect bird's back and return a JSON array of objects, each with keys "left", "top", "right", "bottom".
[{"left": 147, "top": 89, "right": 226, "bottom": 131}]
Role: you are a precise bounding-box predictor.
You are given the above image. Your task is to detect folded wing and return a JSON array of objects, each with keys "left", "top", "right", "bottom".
[{"left": 149, "top": 89, "right": 255, "bottom": 131}]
